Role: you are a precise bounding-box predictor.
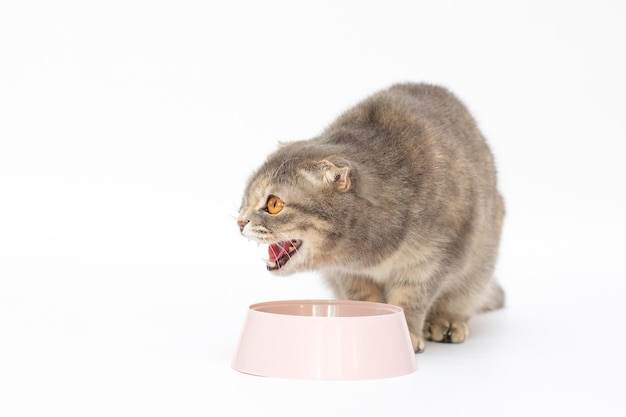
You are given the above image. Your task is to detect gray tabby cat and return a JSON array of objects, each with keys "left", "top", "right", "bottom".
[{"left": 237, "top": 83, "right": 505, "bottom": 352}]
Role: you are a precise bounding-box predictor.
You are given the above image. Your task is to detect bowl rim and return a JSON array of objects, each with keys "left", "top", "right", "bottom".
[{"left": 248, "top": 299, "right": 404, "bottom": 319}]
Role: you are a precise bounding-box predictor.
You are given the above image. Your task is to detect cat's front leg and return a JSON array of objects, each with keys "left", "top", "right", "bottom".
[
  {"left": 387, "top": 296, "right": 428, "bottom": 353},
  {"left": 386, "top": 281, "right": 437, "bottom": 353}
]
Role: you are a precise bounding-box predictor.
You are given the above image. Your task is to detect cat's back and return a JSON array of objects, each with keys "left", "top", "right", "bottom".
[
  {"left": 319, "top": 82, "right": 494, "bottom": 186},
  {"left": 331, "top": 83, "right": 468, "bottom": 123},
  {"left": 324, "top": 82, "right": 486, "bottom": 154}
]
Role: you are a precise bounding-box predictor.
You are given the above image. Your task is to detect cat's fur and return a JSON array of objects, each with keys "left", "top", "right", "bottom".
[{"left": 237, "top": 83, "right": 505, "bottom": 352}]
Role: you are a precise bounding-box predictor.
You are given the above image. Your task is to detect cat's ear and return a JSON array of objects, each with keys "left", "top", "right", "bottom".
[
  {"left": 321, "top": 159, "right": 352, "bottom": 192},
  {"left": 303, "top": 159, "right": 352, "bottom": 192}
]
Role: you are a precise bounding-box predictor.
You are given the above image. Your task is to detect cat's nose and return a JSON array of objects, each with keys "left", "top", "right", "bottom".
[{"left": 237, "top": 219, "right": 249, "bottom": 233}]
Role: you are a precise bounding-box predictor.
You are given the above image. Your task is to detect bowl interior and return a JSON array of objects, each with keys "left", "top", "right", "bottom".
[{"left": 250, "top": 299, "right": 402, "bottom": 318}]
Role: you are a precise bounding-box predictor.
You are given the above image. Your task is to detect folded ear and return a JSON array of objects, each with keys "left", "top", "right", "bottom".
[{"left": 301, "top": 159, "right": 352, "bottom": 192}]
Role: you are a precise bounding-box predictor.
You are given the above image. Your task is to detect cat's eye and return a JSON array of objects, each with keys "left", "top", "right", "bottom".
[{"left": 266, "top": 195, "right": 284, "bottom": 215}]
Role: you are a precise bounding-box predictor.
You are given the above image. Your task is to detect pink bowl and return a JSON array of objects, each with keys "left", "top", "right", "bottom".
[{"left": 231, "top": 299, "right": 417, "bottom": 380}]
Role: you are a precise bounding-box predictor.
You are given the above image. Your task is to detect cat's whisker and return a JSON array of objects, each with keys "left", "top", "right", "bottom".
[
  {"left": 269, "top": 244, "right": 279, "bottom": 261},
  {"left": 268, "top": 232, "right": 300, "bottom": 270}
]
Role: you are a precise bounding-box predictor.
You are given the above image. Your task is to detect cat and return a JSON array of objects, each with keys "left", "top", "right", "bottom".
[{"left": 237, "top": 82, "right": 505, "bottom": 353}]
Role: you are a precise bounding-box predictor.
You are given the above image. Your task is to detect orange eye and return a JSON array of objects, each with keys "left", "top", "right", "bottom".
[{"left": 266, "top": 195, "right": 284, "bottom": 215}]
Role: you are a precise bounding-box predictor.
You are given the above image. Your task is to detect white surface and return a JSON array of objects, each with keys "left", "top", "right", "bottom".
[{"left": 1, "top": 1, "right": 625, "bottom": 416}]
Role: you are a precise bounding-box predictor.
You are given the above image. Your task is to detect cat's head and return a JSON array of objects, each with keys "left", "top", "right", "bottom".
[{"left": 237, "top": 142, "right": 357, "bottom": 275}]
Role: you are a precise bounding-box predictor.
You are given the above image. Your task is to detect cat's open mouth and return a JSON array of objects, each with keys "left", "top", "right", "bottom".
[{"left": 266, "top": 240, "right": 302, "bottom": 271}]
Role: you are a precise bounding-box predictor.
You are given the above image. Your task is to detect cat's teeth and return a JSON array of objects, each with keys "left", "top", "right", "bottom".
[{"left": 266, "top": 260, "right": 277, "bottom": 269}]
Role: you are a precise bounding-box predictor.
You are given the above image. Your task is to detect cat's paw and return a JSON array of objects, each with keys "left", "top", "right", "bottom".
[
  {"left": 410, "top": 332, "right": 426, "bottom": 353},
  {"left": 424, "top": 318, "right": 468, "bottom": 343}
]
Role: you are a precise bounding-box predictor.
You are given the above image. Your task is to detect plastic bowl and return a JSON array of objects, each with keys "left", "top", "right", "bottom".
[{"left": 231, "top": 299, "right": 417, "bottom": 380}]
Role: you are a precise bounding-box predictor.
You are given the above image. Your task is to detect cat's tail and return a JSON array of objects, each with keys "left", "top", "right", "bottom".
[{"left": 479, "top": 280, "right": 505, "bottom": 312}]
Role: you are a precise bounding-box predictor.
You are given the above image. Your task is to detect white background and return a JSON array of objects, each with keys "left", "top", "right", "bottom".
[{"left": 1, "top": 1, "right": 625, "bottom": 416}]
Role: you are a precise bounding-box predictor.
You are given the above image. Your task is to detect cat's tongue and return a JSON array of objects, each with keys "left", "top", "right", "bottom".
[{"left": 269, "top": 241, "right": 293, "bottom": 262}]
